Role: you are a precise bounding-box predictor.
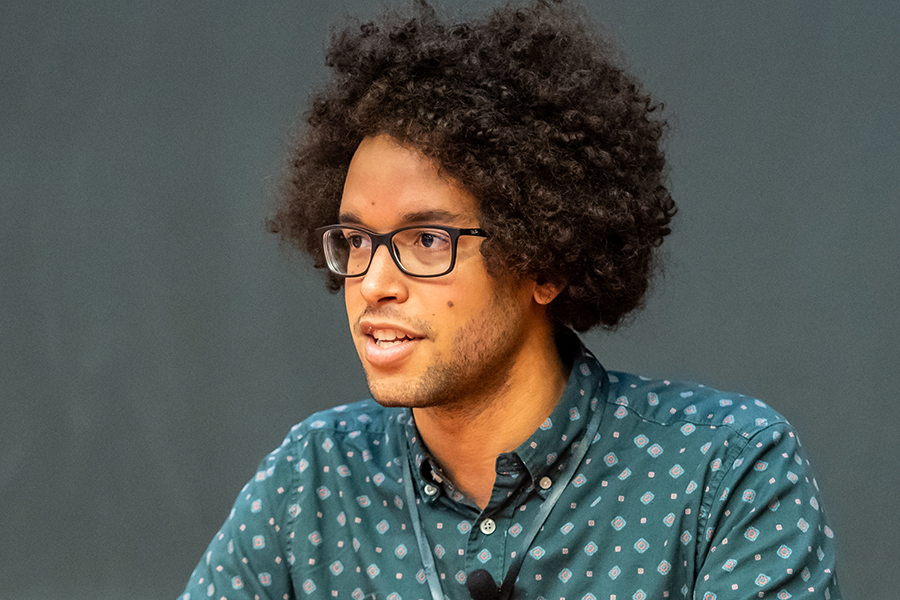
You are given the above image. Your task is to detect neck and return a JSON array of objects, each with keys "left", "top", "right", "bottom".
[{"left": 412, "top": 324, "right": 571, "bottom": 509}]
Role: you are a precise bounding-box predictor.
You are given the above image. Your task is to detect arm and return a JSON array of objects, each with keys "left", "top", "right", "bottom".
[
  {"left": 178, "top": 441, "right": 297, "bottom": 600},
  {"left": 695, "top": 423, "right": 840, "bottom": 599}
]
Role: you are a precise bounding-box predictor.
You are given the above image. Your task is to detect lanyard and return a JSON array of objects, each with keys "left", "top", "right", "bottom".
[{"left": 401, "top": 383, "right": 606, "bottom": 600}]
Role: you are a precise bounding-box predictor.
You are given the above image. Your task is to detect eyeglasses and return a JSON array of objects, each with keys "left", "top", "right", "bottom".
[{"left": 316, "top": 224, "right": 488, "bottom": 278}]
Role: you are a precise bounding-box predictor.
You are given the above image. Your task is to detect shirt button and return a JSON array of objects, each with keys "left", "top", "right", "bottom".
[
  {"left": 424, "top": 484, "right": 438, "bottom": 496},
  {"left": 539, "top": 476, "right": 553, "bottom": 490},
  {"left": 480, "top": 518, "right": 496, "bottom": 535}
]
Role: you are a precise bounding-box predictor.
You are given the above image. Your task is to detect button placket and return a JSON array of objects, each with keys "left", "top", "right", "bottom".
[{"left": 463, "top": 513, "right": 506, "bottom": 586}]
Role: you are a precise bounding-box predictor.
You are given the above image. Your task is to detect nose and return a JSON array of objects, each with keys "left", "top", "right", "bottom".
[{"left": 358, "top": 244, "right": 409, "bottom": 305}]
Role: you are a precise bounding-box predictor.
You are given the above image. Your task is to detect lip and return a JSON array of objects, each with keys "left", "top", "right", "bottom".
[{"left": 358, "top": 320, "right": 425, "bottom": 368}]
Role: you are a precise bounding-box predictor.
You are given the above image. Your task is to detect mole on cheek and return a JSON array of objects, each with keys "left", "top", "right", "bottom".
[{"left": 447, "top": 301, "right": 454, "bottom": 308}]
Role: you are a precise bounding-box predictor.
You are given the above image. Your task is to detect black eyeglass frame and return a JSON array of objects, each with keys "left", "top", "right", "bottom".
[{"left": 316, "top": 224, "right": 488, "bottom": 278}]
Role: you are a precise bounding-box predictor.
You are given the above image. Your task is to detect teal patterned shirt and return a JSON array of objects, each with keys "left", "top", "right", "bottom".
[{"left": 180, "top": 342, "right": 840, "bottom": 600}]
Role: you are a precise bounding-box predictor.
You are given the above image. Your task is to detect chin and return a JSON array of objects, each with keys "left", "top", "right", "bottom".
[
  {"left": 365, "top": 374, "right": 415, "bottom": 408},
  {"left": 366, "top": 374, "right": 444, "bottom": 409}
]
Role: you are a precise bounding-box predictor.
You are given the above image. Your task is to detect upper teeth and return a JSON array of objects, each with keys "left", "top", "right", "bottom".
[{"left": 373, "top": 329, "right": 409, "bottom": 342}]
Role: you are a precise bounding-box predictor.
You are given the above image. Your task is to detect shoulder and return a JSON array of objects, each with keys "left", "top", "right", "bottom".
[
  {"left": 270, "top": 399, "right": 408, "bottom": 470},
  {"left": 282, "top": 398, "right": 405, "bottom": 441},
  {"left": 604, "top": 370, "right": 790, "bottom": 441},
  {"left": 238, "top": 399, "right": 406, "bottom": 511}
]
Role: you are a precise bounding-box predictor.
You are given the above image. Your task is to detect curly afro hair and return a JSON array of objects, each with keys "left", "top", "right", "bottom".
[{"left": 269, "top": 0, "right": 676, "bottom": 332}]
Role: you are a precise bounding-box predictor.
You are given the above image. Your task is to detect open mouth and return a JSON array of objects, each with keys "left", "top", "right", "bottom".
[{"left": 370, "top": 329, "right": 417, "bottom": 348}]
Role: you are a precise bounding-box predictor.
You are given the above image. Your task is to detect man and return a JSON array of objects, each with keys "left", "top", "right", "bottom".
[{"left": 180, "top": 1, "right": 840, "bottom": 599}]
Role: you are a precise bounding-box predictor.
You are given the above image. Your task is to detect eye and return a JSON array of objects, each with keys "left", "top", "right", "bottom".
[
  {"left": 343, "top": 231, "right": 368, "bottom": 249},
  {"left": 414, "top": 229, "right": 451, "bottom": 250}
]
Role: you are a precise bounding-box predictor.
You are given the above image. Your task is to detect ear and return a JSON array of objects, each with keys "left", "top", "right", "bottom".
[{"left": 532, "top": 280, "right": 565, "bottom": 305}]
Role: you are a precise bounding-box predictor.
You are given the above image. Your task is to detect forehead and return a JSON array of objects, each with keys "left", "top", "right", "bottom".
[{"left": 339, "top": 135, "right": 480, "bottom": 228}]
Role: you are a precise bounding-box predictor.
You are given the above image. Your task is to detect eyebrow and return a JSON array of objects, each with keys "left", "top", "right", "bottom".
[{"left": 338, "top": 209, "right": 466, "bottom": 227}]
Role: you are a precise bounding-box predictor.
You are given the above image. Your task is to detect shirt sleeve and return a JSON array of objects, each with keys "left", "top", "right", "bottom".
[
  {"left": 694, "top": 422, "right": 841, "bottom": 599},
  {"left": 178, "top": 441, "right": 297, "bottom": 600}
]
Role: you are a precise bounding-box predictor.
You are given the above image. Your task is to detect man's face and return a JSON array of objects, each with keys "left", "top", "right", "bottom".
[{"left": 340, "top": 135, "right": 542, "bottom": 411}]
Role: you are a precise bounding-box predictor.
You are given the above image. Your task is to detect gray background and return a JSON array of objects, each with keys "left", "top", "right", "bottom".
[{"left": 2, "top": 0, "right": 897, "bottom": 598}]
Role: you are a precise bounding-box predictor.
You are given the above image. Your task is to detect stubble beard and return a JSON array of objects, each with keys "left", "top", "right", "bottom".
[{"left": 365, "top": 285, "right": 527, "bottom": 417}]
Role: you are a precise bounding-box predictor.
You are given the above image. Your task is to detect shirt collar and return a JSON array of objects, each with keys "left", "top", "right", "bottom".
[
  {"left": 404, "top": 412, "right": 447, "bottom": 504},
  {"left": 512, "top": 338, "right": 607, "bottom": 494},
  {"left": 403, "top": 335, "right": 608, "bottom": 504}
]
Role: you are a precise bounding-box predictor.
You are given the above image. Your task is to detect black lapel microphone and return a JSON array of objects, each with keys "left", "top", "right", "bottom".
[{"left": 466, "top": 569, "right": 501, "bottom": 600}]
